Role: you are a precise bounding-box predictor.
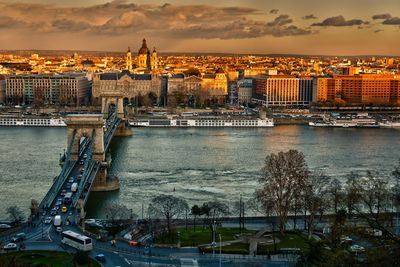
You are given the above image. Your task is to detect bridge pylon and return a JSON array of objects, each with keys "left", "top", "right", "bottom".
[{"left": 101, "top": 91, "right": 132, "bottom": 137}]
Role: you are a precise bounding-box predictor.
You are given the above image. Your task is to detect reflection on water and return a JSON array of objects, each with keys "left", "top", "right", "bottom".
[{"left": 1, "top": 126, "right": 400, "bottom": 218}]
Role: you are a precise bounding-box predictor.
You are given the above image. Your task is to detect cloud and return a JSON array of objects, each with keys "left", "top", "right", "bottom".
[
  {"left": 0, "top": 15, "right": 25, "bottom": 28},
  {"left": 302, "top": 14, "right": 317, "bottom": 20},
  {"left": 0, "top": 1, "right": 312, "bottom": 39},
  {"left": 382, "top": 17, "right": 400, "bottom": 25},
  {"left": 52, "top": 19, "right": 91, "bottom": 32},
  {"left": 372, "top": 13, "right": 392, "bottom": 20},
  {"left": 270, "top": 9, "right": 279, "bottom": 14},
  {"left": 311, "top": 15, "right": 367, "bottom": 27}
]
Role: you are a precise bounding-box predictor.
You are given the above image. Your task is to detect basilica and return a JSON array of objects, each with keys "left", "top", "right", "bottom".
[{"left": 126, "top": 38, "right": 158, "bottom": 73}]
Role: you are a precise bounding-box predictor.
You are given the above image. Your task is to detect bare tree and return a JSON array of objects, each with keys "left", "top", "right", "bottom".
[
  {"left": 7, "top": 206, "right": 24, "bottom": 224},
  {"left": 348, "top": 171, "right": 399, "bottom": 244},
  {"left": 304, "top": 171, "right": 329, "bottom": 238},
  {"left": 203, "top": 200, "right": 229, "bottom": 224},
  {"left": 104, "top": 202, "right": 133, "bottom": 226},
  {"left": 148, "top": 194, "right": 188, "bottom": 233},
  {"left": 257, "top": 150, "right": 309, "bottom": 235}
]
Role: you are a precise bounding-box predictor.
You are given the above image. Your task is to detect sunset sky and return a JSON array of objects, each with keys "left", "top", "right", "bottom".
[{"left": 0, "top": 0, "right": 399, "bottom": 55}]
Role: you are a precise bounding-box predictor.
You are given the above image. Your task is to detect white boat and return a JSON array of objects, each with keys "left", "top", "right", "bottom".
[
  {"left": 309, "top": 115, "right": 378, "bottom": 128},
  {"left": 0, "top": 116, "right": 66, "bottom": 127},
  {"left": 129, "top": 118, "right": 274, "bottom": 128},
  {"left": 378, "top": 121, "right": 400, "bottom": 128}
]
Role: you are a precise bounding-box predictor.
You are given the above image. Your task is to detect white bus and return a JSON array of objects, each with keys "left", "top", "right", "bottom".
[{"left": 61, "top": 230, "right": 92, "bottom": 251}]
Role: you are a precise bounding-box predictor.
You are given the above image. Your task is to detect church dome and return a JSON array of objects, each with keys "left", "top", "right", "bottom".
[{"left": 138, "top": 38, "right": 150, "bottom": 55}]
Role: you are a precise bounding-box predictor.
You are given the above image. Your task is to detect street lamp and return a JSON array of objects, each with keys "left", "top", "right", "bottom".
[
  {"left": 219, "top": 234, "right": 222, "bottom": 267},
  {"left": 212, "top": 220, "right": 217, "bottom": 257}
]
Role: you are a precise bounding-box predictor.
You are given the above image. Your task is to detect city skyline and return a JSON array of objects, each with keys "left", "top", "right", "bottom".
[{"left": 0, "top": 0, "right": 399, "bottom": 56}]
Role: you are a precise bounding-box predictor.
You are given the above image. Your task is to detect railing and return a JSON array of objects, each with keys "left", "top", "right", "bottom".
[{"left": 40, "top": 135, "right": 92, "bottom": 210}]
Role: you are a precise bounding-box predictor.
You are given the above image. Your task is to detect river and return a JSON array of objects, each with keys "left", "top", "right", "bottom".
[{"left": 0, "top": 125, "right": 399, "bottom": 219}]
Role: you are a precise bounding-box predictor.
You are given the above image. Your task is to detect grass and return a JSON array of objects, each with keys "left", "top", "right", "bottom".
[
  {"left": 155, "top": 227, "right": 257, "bottom": 246},
  {"left": 257, "top": 232, "right": 311, "bottom": 255},
  {"left": 0, "top": 251, "right": 101, "bottom": 267}
]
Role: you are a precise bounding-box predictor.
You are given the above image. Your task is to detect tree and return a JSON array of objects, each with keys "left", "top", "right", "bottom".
[
  {"left": 202, "top": 200, "right": 229, "bottom": 225},
  {"left": 347, "top": 171, "right": 399, "bottom": 244},
  {"left": 104, "top": 202, "right": 132, "bottom": 226},
  {"left": 327, "top": 178, "right": 344, "bottom": 216},
  {"left": 148, "top": 194, "right": 188, "bottom": 233},
  {"left": 257, "top": 150, "right": 309, "bottom": 235},
  {"left": 304, "top": 171, "right": 329, "bottom": 238},
  {"left": 191, "top": 205, "right": 201, "bottom": 231},
  {"left": 7, "top": 206, "right": 24, "bottom": 224}
]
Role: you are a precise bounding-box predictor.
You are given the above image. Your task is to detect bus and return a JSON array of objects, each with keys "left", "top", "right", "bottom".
[{"left": 61, "top": 230, "right": 92, "bottom": 251}]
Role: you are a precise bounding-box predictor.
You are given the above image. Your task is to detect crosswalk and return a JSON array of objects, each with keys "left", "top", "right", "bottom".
[{"left": 180, "top": 258, "right": 199, "bottom": 267}]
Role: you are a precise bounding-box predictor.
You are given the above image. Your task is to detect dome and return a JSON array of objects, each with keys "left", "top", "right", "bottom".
[
  {"left": 138, "top": 38, "right": 150, "bottom": 55},
  {"left": 184, "top": 67, "right": 201, "bottom": 77}
]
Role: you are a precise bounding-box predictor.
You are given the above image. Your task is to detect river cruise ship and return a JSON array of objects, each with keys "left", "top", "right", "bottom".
[
  {"left": 129, "top": 117, "right": 274, "bottom": 128},
  {"left": 309, "top": 114, "right": 378, "bottom": 128},
  {"left": 0, "top": 116, "right": 66, "bottom": 127}
]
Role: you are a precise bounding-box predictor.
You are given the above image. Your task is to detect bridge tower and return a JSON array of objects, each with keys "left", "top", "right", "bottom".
[
  {"left": 65, "top": 114, "right": 119, "bottom": 192},
  {"left": 66, "top": 114, "right": 105, "bottom": 162},
  {"left": 100, "top": 91, "right": 132, "bottom": 136}
]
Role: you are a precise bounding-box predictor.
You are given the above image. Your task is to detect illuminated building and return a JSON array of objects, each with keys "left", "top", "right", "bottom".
[
  {"left": 252, "top": 76, "right": 313, "bottom": 106},
  {"left": 5, "top": 74, "right": 91, "bottom": 106},
  {"left": 312, "top": 74, "right": 400, "bottom": 105}
]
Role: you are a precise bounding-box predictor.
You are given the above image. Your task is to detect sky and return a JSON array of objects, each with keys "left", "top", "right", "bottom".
[{"left": 0, "top": 0, "right": 399, "bottom": 55}]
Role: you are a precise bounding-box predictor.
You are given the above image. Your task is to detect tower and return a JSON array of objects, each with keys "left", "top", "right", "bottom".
[
  {"left": 126, "top": 47, "right": 132, "bottom": 72},
  {"left": 138, "top": 38, "right": 150, "bottom": 70},
  {"left": 151, "top": 47, "right": 158, "bottom": 72}
]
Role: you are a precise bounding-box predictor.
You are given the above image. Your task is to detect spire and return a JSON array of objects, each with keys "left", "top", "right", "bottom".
[
  {"left": 142, "top": 38, "right": 147, "bottom": 48},
  {"left": 127, "top": 46, "right": 131, "bottom": 53},
  {"left": 153, "top": 47, "right": 157, "bottom": 53}
]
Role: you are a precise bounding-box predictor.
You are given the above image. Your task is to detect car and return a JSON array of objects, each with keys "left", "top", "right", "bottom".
[
  {"left": 61, "top": 206, "right": 68, "bottom": 213},
  {"left": 77, "top": 174, "right": 82, "bottom": 180},
  {"left": 80, "top": 168, "right": 85, "bottom": 173},
  {"left": 60, "top": 190, "right": 67, "bottom": 196},
  {"left": 55, "top": 200, "right": 62, "bottom": 207},
  {"left": 3, "top": 243, "right": 17, "bottom": 251},
  {"left": 50, "top": 209, "right": 58, "bottom": 216},
  {"left": 55, "top": 226, "right": 62, "bottom": 233},
  {"left": 79, "top": 160, "right": 84, "bottom": 165},
  {"left": 11, "top": 233, "right": 25, "bottom": 243},
  {"left": 350, "top": 244, "right": 365, "bottom": 252},
  {"left": 95, "top": 254, "right": 106, "bottom": 262},
  {"left": 83, "top": 154, "right": 88, "bottom": 159},
  {"left": 68, "top": 178, "right": 74, "bottom": 183},
  {"left": 44, "top": 217, "right": 52, "bottom": 224},
  {"left": 0, "top": 223, "right": 11, "bottom": 229},
  {"left": 128, "top": 240, "right": 139, "bottom": 246},
  {"left": 340, "top": 235, "right": 352, "bottom": 244}
]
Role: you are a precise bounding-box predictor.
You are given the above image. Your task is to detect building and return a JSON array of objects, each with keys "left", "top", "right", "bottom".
[
  {"left": 136, "top": 38, "right": 158, "bottom": 73},
  {"left": 5, "top": 74, "right": 91, "bottom": 106},
  {"left": 92, "top": 70, "right": 161, "bottom": 105},
  {"left": 252, "top": 76, "right": 313, "bottom": 107},
  {"left": 237, "top": 79, "right": 253, "bottom": 104},
  {"left": 0, "top": 78, "right": 5, "bottom": 104},
  {"left": 312, "top": 74, "right": 400, "bottom": 105},
  {"left": 126, "top": 47, "right": 133, "bottom": 72},
  {"left": 201, "top": 68, "right": 228, "bottom": 104},
  {"left": 167, "top": 68, "right": 228, "bottom": 106}
]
